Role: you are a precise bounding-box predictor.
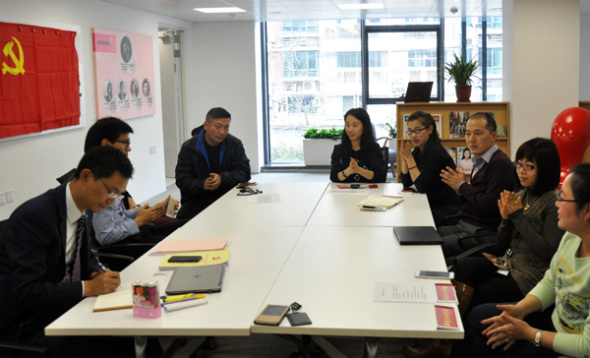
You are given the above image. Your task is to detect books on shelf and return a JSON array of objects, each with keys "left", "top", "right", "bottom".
[
  {"left": 456, "top": 146, "right": 474, "bottom": 174},
  {"left": 449, "top": 111, "right": 469, "bottom": 138},
  {"left": 445, "top": 147, "right": 457, "bottom": 164}
]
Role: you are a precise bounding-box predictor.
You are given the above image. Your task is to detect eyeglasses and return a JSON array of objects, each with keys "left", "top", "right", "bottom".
[
  {"left": 115, "top": 139, "right": 131, "bottom": 149},
  {"left": 514, "top": 162, "right": 536, "bottom": 171},
  {"left": 100, "top": 179, "right": 123, "bottom": 200},
  {"left": 406, "top": 127, "right": 426, "bottom": 135},
  {"left": 556, "top": 190, "right": 576, "bottom": 203}
]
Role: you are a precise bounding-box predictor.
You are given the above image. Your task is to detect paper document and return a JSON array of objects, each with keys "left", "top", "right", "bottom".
[
  {"left": 159, "top": 250, "right": 230, "bottom": 270},
  {"left": 153, "top": 237, "right": 228, "bottom": 253},
  {"left": 248, "top": 193, "right": 280, "bottom": 204},
  {"left": 358, "top": 195, "right": 404, "bottom": 209},
  {"left": 374, "top": 282, "right": 434, "bottom": 303},
  {"left": 93, "top": 283, "right": 133, "bottom": 312}
]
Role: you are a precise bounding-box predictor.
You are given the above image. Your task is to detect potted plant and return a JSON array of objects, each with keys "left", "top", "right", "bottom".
[
  {"left": 302, "top": 127, "right": 343, "bottom": 166},
  {"left": 444, "top": 53, "right": 478, "bottom": 103}
]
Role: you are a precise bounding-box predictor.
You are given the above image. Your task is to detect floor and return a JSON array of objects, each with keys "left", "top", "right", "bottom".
[{"left": 152, "top": 170, "right": 409, "bottom": 358}]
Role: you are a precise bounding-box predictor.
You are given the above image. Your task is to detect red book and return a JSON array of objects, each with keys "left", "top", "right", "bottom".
[
  {"left": 435, "top": 305, "right": 459, "bottom": 330},
  {"left": 435, "top": 283, "right": 458, "bottom": 303}
]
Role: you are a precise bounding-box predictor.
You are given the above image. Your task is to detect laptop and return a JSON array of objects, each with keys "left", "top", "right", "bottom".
[
  {"left": 393, "top": 226, "right": 443, "bottom": 245},
  {"left": 165, "top": 264, "right": 226, "bottom": 295},
  {"left": 403, "top": 82, "right": 433, "bottom": 103}
]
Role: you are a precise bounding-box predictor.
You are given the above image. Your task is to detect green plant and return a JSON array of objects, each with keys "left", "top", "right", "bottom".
[
  {"left": 444, "top": 53, "right": 478, "bottom": 86},
  {"left": 303, "top": 127, "right": 343, "bottom": 140},
  {"left": 385, "top": 123, "right": 397, "bottom": 138}
]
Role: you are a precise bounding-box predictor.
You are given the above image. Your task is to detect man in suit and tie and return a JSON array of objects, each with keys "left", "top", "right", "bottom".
[
  {"left": 438, "top": 112, "right": 515, "bottom": 258},
  {"left": 0, "top": 146, "right": 137, "bottom": 357}
]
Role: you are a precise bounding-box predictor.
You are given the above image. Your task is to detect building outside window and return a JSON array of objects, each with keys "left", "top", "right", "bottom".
[{"left": 265, "top": 17, "right": 502, "bottom": 164}]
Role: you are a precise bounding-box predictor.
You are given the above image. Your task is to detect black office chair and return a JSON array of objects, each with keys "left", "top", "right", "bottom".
[
  {"left": 0, "top": 222, "right": 50, "bottom": 357},
  {"left": 376, "top": 136, "right": 397, "bottom": 179},
  {"left": 446, "top": 231, "right": 499, "bottom": 271}
]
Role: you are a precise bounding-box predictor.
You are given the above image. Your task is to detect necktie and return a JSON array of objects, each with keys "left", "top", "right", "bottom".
[{"left": 71, "top": 216, "right": 85, "bottom": 282}]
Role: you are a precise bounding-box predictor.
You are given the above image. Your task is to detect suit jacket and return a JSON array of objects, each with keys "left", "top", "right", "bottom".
[{"left": 0, "top": 183, "right": 99, "bottom": 336}]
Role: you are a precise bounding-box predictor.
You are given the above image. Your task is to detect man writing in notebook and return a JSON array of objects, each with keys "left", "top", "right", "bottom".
[
  {"left": 175, "top": 107, "right": 251, "bottom": 219},
  {"left": 0, "top": 147, "right": 138, "bottom": 357}
]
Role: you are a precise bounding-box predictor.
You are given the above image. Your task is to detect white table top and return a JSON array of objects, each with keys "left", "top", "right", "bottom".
[
  {"left": 46, "top": 225, "right": 304, "bottom": 337},
  {"left": 184, "top": 182, "right": 327, "bottom": 228},
  {"left": 307, "top": 183, "right": 435, "bottom": 227},
  {"left": 251, "top": 225, "right": 464, "bottom": 339}
]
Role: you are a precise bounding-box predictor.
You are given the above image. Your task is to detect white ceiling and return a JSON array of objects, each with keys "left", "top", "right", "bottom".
[{"left": 101, "top": 0, "right": 590, "bottom": 23}]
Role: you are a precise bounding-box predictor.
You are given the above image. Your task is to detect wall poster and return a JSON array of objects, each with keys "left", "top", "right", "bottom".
[{"left": 93, "top": 28, "right": 155, "bottom": 120}]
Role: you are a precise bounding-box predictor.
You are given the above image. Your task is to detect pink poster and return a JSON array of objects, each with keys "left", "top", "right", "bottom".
[{"left": 93, "top": 28, "right": 155, "bottom": 119}]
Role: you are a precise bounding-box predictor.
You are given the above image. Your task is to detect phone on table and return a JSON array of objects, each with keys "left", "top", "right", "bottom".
[
  {"left": 168, "top": 255, "right": 202, "bottom": 263},
  {"left": 350, "top": 184, "right": 360, "bottom": 189},
  {"left": 254, "top": 304, "right": 290, "bottom": 326},
  {"left": 415, "top": 270, "right": 454, "bottom": 280}
]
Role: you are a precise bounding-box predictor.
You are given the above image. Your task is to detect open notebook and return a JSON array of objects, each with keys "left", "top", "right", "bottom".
[
  {"left": 93, "top": 283, "right": 133, "bottom": 312},
  {"left": 357, "top": 195, "right": 404, "bottom": 209}
]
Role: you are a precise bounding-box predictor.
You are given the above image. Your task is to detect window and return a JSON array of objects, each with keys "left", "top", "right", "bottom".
[
  {"left": 283, "top": 51, "right": 319, "bottom": 78},
  {"left": 408, "top": 50, "right": 437, "bottom": 67}
]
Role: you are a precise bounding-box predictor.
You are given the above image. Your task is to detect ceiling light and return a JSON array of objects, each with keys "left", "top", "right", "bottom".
[
  {"left": 337, "top": 3, "right": 384, "bottom": 10},
  {"left": 194, "top": 7, "right": 246, "bottom": 14}
]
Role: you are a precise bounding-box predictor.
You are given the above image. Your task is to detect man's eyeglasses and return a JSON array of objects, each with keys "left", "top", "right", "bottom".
[
  {"left": 100, "top": 179, "right": 123, "bottom": 200},
  {"left": 115, "top": 139, "right": 131, "bottom": 149},
  {"left": 556, "top": 190, "right": 576, "bottom": 203},
  {"left": 514, "top": 162, "right": 536, "bottom": 171},
  {"left": 405, "top": 127, "right": 426, "bottom": 135}
]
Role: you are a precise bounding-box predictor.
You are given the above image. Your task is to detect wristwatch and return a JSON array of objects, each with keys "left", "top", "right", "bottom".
[
  {"left": 534, "top": 329, "right": 543, "bottom": 347},
  {"left": 341, "top": 170, "right": 348, "bottom": 178}
]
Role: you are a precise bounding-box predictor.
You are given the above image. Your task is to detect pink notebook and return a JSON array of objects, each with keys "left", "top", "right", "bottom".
[{"left": 153, "top": 237, "right": 228, "bottom": 253}]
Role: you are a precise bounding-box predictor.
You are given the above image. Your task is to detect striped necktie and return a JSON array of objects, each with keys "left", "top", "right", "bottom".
[{"left": 71, "top": 216, "right": 85, "bottom": 282}]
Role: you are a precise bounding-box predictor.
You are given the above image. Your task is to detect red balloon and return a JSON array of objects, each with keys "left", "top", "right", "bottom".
[{"left": 551, "top": 107, "right": 590, "bottom": 187}]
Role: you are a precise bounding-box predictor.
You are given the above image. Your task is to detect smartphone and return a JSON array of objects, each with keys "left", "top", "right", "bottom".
[
  {"left": 166, "top": 198, "right": 179, "bottom": 218},
  {"left": 254, "top": 304, "right": 290, "bottom": 326},
  {"left": 168, "top": 255, "right": 202, "bottom": 263},
  {"left": 415, "top": 270, "right": 454, "bottom": 280},
  {"left": 350, "top": 184, "right": 360, "bottom": 189},
  {"left": 361, "top": 206, "right": 386, "bottom": 211}
]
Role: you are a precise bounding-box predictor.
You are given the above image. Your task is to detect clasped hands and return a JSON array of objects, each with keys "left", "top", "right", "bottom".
[
  {"left": 204, "top": 173, "right": 221, "bottom": 191},
  {"left": 498, "top": 190, "right": 523, "bottom": 219},
  {"left": 480, "top": 304, "right": 533, "bottom": 351}
]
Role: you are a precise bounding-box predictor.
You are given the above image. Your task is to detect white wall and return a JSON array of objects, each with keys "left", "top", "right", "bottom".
[
  {"left": 0, "top": 0, "right": 195, "bottom": 220},
  {"left": 189, "top": 22, "right": 262, "bottom": 172},
  {"left": 504, "top": 0, "right": 580, "bottom": 158},
  {"left": 580, "top": 16, "right": 590, "bottom": 99}
]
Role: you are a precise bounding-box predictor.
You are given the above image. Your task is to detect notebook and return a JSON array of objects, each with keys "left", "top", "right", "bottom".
[
  {"left": 165, "top": 264, "right": 226, "bottom": 295},
  {"left": 393, "top": 226, "right": 443, "bottom": 245},
  {"left": 404, "top": 82, "right": 433, "bottom": 103}
]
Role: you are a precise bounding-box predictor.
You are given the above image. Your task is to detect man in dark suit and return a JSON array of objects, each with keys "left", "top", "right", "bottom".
[{"left": 0, "top": 146, "right": 136, "bottom": 357}]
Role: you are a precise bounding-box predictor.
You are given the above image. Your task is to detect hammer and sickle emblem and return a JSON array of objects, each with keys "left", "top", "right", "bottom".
[{"left": 2, "top": 36, "right": 25, "bottom": 75}]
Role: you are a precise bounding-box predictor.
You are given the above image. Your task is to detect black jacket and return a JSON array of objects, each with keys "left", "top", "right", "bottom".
[{"left": 175, "top": 125, "right": 251, "bottom": 219}]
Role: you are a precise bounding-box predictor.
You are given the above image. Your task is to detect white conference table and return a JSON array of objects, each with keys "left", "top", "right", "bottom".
[
  {"left": 251, "top": 225, "right": 463, "bottom": 339},
  {"left": 46, "top": 181, "right": 462, "bottom": 357},
  {"left": 46, "top": 225, "right": 304, "bottom": 337},
  {"left": 185, "top": 182, "right": 328, "bottom": 227},
  {"left": 308, "top": 183, "right": 432, "bottom": 227}
]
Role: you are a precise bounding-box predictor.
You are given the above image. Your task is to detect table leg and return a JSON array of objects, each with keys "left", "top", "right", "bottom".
[
  {"left": 135, "top": 336, "right": 147, "bottom": 358},
  {"left": 362, "top": 337, "right": 380, "bottom": 358}
]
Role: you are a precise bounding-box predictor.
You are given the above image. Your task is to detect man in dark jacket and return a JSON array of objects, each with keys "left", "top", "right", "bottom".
[{"left": 175, "top": 107, "right": 251, "bottom": 219}]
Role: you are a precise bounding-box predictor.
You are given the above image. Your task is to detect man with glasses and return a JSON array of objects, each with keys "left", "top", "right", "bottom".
[
  {"left": 438, "top": 112, "right": 514, "bottom": 258},
  {"left": 0, "top": 146, "right": 142, "bottom": 356},
  {"left": 176, "top": 107, "right": 251, "bottom": 219},
  {"left": 82, "top": 117, "right": 185, "bottom": 255}
]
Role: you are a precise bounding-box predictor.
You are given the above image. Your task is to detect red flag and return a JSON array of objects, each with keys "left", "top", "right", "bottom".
[{"left": 0, "top": 21, "right": 80, "bottom": 139}]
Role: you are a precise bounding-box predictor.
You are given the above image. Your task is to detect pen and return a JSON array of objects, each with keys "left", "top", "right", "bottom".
[
  {"left": 99, "top": 262, "right": 110, "bottom": 272},
  {"left": 162, "top": 293, "right": 205, "bottom": 303}
]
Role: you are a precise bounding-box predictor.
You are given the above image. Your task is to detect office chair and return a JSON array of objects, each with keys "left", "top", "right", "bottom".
[
  {"left": 376, "top": 136, "right": 397, "bottom": 179},
  {"left": 446, "top": 231, "right": 499, "bottom": 271},
  {"left": 0, "top": 222, "right": 50, "bottom": 357}
]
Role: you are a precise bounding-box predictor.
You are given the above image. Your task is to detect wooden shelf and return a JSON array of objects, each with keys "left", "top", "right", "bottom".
[{"left": 395, "top": 102, "right": 510, "bottom": 180}]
